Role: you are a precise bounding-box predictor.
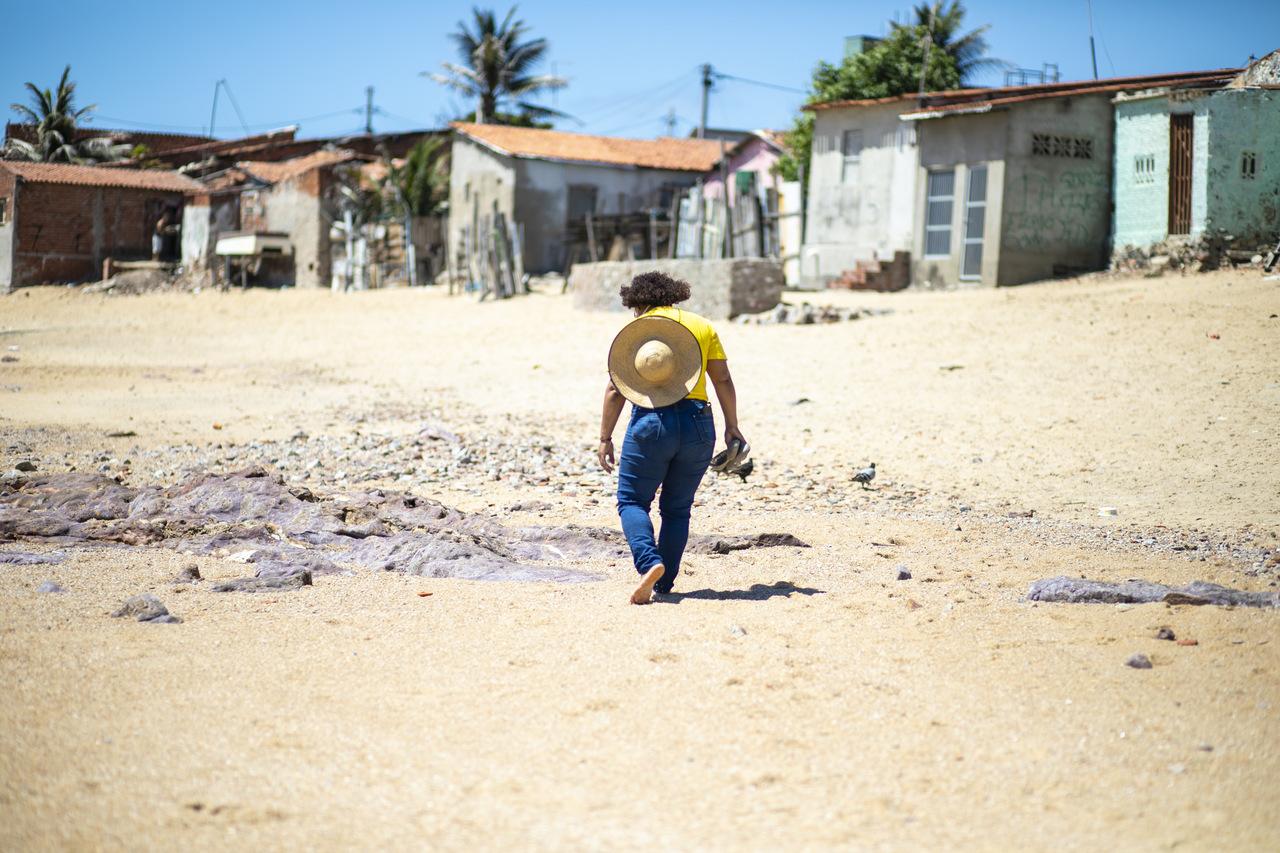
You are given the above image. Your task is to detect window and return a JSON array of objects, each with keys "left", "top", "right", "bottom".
[
  {"left": 841, "top": 130, "right": 863, "bottom": 183},
  {"left": 961, "top": 166, "right": 987, "bottom": 279},
  {"left": 924, "top": 170, "right": 955, "bottom": 258},
  {"left": 1242, "top": 151, "right": 1258, "bottom": 180},
  {"left": 0, "top": 196, "right": 7, "bottom": 225},
  {"left": 1032, "top": 133, "right": 1093, "bottom": 159},
  {"left": 1134, "top": 154, "right": 1156, "bottom": 185}
]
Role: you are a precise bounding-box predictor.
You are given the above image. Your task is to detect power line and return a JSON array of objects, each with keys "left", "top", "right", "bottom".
[{"left": 713, "top": 72, "right": 807, "bottom": 95}]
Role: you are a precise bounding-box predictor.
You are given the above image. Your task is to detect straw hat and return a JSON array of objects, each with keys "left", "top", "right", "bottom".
[{"left": 608, "top": 315, "right": 703, "bottom": 408}]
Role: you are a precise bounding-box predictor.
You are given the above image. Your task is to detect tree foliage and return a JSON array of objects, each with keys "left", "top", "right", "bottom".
[
  {"left": 426, "top": 6, "right": 567, "bottom": 126},
  {"left": 393, "top": 137, "right": 450, "bottom": 217},
  {"left": 4, "top": 65, "right": 129, "bottom": 163},
  {"left": 776, "top": 1, "right": 993, "bottom": 182}
]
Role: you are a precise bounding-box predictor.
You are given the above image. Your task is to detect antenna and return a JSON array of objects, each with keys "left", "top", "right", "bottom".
[
  {"left": 1086, "top": 0, "right": 1099, "bottom": 79},
  {"left": 365, "top": 86, "right": 374, "bottom": 135}
]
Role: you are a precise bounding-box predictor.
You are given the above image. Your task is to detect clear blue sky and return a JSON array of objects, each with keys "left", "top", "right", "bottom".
[{"left": 2, "top": 0, "right": 1276, "bottom": 141}]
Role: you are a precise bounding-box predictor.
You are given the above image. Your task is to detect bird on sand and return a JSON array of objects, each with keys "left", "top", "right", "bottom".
[
  {"left": 729, "top": 457, "right": 754, "bottom": 483},
  {"left": 852, "top": 462, "right": 877, "bottom": 489}
]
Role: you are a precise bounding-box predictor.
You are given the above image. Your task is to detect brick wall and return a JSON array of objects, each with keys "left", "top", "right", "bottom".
[
  {"left": 8, "top": 181, "right": 187, "bottom": 286},
  {"left": 570, "top": 259, "right": 784, "bottom": 320}
]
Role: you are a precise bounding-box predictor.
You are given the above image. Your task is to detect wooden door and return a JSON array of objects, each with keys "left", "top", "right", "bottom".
[{"left": 1168, "top": 114, "right": 1193, "bottom": 235}]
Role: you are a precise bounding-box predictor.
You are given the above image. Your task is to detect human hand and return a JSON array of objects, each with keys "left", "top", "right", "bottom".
[
  {"left": 723, "top": 425, "right": 747, "bottom": 448},
  {"left": 598, "top": 438, "right": 615, "bottom": 473}
]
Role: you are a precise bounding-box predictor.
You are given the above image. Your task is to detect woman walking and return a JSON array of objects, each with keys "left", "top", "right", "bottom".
[{"left": 598, "top": 272, "right": 747, "bottom": 604}]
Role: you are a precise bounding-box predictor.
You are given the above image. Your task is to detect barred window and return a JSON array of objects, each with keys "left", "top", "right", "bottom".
[
  {"left": 1134, "top": 154, "right": 1156, "bottom": 185},
  {"left": 0, "top": 196, "right": 7, "bottom": 225},
  {"left": 1241, "top": 151, "right": 1258, "bottom": 180},
  {"left": 1032, "top": 133, "right": 1094, "bottom": 159}
]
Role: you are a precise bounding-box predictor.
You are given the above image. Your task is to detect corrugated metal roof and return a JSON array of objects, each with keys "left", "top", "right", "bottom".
[
  {"left": 452, "top": 122, "right": 724, "bottom": 171},
  {"left": 0, "top": 160, "right": 203, "bottom": 192}
]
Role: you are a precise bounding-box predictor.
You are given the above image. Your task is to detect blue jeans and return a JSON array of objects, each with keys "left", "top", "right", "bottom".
[{"left": 616, "top": 399, "right": 715, "bottom": 594}]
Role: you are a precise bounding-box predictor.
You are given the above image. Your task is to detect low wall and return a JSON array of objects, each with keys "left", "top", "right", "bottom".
[{"left": 570, "top": 259, "right": 784, "bottom": 320}]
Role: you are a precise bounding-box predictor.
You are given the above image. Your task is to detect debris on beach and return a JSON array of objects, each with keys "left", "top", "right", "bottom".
[
  {"left": 735, "top": 302, "right": 892, "bottom": 325},
  {"left": 1027, "top": 576, "right": 1279, "bottom": 608},
  {"left": 212, "top": 571, "right": 313, "bottom": 593},
  {"left": 1125, "top": 653, "right": 1153, "bottom": 669},
  {"left": 36, "top": 580, "right": 66, "bottom": 594},
  {"left": 173, "top": 564, "right": 202, "bottom": 583},
  {"left": 112, "top": 594, "right": 181, "bottom": 623},
  {"left": 0, "top": 469, "right": 807, "bottom": 586}
]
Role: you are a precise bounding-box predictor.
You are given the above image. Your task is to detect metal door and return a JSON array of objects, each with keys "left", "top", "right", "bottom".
[{"left": 1168, "top": 114, "right": 1193, "bottom": 235}]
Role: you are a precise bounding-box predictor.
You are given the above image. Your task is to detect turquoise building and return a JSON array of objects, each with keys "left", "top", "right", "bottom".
[{"left": 1112, "top": 54, "right": 1280, "bottom": 251}]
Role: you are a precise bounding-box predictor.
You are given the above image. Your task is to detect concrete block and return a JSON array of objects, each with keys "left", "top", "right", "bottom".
[{"left": 570, "top": 259, "right": 784, "bottom": 320}]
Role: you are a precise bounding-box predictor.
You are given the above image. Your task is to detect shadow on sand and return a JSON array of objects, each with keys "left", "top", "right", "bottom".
[{"left": 657, "top": 581, "right": 824, "bottom": 603}]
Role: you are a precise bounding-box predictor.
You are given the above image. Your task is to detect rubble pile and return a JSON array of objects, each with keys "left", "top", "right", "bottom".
[
  {"left": 736, "top": 302, "right": 893, "bottom": 325},
  {"left": 1110, "top": 231, "right": 1271, "bottom": 276}
]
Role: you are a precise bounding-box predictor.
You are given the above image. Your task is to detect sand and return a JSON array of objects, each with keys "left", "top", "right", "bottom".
[{"left": 1, "top": 270, "right": 1278, "bottom": 850}]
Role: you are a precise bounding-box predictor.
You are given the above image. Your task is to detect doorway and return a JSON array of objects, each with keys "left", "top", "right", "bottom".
[{"left": 1168, "top": 114, "right": 1193, "bottom": 236}]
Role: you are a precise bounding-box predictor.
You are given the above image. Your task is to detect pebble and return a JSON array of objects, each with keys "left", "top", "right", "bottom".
[
  {"left": 895, "top": 565, "right": 912, "bottom": 581},
  {"left": 1125, "top": 653, "right": 1153, "bottom": 669},
  {"left": 1156, "top": 627, "right": 1176, "bottom": 641},
  {"left": 729, "top": 624, "right": 747, "bottom": 637},
  {"left": 36, "top": 580, "right": 66, "bottom": 594},
  {"left": 14, "top": 460, "right": 37, "bottom": 472}
]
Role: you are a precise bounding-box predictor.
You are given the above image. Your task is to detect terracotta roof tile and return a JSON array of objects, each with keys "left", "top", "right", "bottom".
[
  {"left": 236, "top": 149, "right": 361, "bottom": 184},
  {"left": 451, "top": 122, "right": 723, "bottom": 171},
  {"left": 0, "top": 160, "right": 203, "bottom": 192}
]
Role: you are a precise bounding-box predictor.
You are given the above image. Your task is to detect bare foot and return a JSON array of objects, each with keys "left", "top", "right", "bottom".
[{"left": 630, "top": 564, "right": 665, "bottom": 605}]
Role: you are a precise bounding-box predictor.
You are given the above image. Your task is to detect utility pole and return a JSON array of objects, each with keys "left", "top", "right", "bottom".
[
  {"left": 365, "top": 86, "right": 374, "bottom": 135},
  {"left": 663, "top": 108, "right": 677, "bottom": 137},
  {"left": 698, "top": 64, "right": 713, "bottom": 139}
]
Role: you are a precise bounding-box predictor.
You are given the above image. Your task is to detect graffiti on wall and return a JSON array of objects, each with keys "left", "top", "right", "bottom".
[{"left": 1002, "top": 169, "right": 1108, "bottom": 251}]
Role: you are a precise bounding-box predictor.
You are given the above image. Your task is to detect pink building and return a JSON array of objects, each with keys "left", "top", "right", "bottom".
[{"left": 701, "top": 130, "right": 788, "bottom": 202}]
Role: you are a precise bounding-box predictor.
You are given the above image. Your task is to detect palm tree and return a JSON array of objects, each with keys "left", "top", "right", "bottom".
[
  {"left": 5, "top": 65, "right": 129, "bottom": 163},
  {"left": 913, "top": 2, "right": 1003, "bottom": 85},
  {"left": 425, "top": 6, "right": 567, "bottom": 124}
]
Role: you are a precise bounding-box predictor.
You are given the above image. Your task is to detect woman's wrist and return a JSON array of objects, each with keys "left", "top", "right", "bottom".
[{"left": 600, "top": 436, "right": 613, "bottom": 443}]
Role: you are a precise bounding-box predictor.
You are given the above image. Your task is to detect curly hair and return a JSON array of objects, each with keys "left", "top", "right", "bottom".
[{"left": 619, "top": 271, "right": 691, "bottom": 309}]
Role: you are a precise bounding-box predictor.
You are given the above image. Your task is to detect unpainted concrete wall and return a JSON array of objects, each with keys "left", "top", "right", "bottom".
[
  {"left": 996, "top": 95, "right": 1114, "bottom": 284},
  {"left": 570, "top": 258, "right": 783, "bottom": 320},
  {"left": 803, "top": 103, "right": 918, "bottom": 283},
  {"left": 913, "top": 111, "right": 1008, "bottom": 287},
  {"left": 515, "top": 158, "right": 697, "bottom": 273},
  {"left": 447, "top": 138, "right": 517, "bottom": 278},
  {"left": 448, "top": 135, "right": 701, "bottom": 276},
  {"left": 264, "top": 182, "right": 329, "bottom": 289}
]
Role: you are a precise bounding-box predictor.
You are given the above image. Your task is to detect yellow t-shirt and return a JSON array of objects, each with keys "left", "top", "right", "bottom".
[{"left": 642, "top": 306, "right": 726, "bottom": 402}]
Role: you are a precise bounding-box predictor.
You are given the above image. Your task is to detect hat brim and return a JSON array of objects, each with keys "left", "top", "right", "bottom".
[{"left": 608, "top": 316, "right": 703, "bottom": 408}]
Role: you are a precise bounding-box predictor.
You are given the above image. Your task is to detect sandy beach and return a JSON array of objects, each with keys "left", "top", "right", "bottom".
[{"left": 2, "top": 270, "right": 1278, "bottom": 850}]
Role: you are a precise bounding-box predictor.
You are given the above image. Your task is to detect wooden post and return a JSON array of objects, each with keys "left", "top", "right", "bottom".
[
  {"left": 719, "top": 140, "right": 732, "bottom": 258},
  {"left": 585, "top": 212, "right": 598, "bottom": 262},
  {"left": 668, "top": 195, "right": 680, "bottom": 259},
  {"left": 648, "top": 210, "right": 657, "bottom": 260},
  {"left": 694, "top": 183, "right": 705, "bottom": 259}
]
